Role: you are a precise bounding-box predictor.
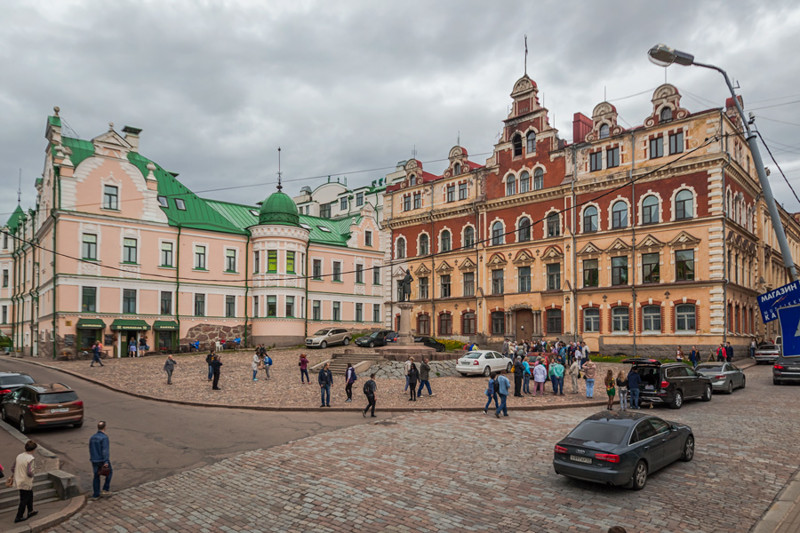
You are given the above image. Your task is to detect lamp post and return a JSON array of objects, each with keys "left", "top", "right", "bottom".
[{"left": 648, "top": 43, "right": 798, "bottom": 282}]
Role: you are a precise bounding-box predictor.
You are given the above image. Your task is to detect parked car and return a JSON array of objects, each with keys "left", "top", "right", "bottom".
[
  {"left": 622, "top": 358, "right": 712, "bottom": 409},
  {"left": 754, "top": 343, "right": 781, "bottom": 364},
  {"left": 695, "top": 362, "right": 746, "bottom": 394},
  {"left": 553, "top": 411, "right": 694, "bottom": 490},
  {"left": 355, "top": 330, "right": 397, "bottom": 348},
  {"left": 414, "top": 336, "right": 445, "bottom": 352},
  {"left": 456, "top": 350, "right": 512, "bottom": 376},
  {"left": 1, "top": 383, "right": 84, "bottom": 432},
  {"left": 0, "top": 372, "right": 35, "bottom": 402},
  {"left": 773, "top": 356, "right": 800, "bottom": 385},
  {"left": 304, "top": 328, "right": 351, "bottom": 349}
]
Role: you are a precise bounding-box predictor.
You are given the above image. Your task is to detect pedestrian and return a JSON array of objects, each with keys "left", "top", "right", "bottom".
[
  {"left": 676, "top": 346, "right": 684, "bottom": 363},
  {"left": 89, "top": 421, "right": 112, "bottom": 500},
  {"left": 417, "top": 357, "right": 433, "bottom": 397},
  {"left": 163, "top": 354, "right": 177, "bottom": 385},
  {"left": 483, "top": 372, "right": 499, "bottom": 414},
  {"left": 362, "top": 373, "right": 377, "bottom": 417},
  {"left": 574, "top": 344, "right": 584, "bottom": 368},
  {"left": 513, "top": 356, "right": 524, "bottom": 397},
  {"left": 128, "top": 338, "right": 137, "bottom": 358},
  {"left": 726, "top": 341, "right": 735, "bottom": 362},
  {"left": 583, "top": 359, "right": 597, "bottom": 398},
  {"left": 689, "top": 345, "right": 699, "bottom": 368},
  {"left": 90, "top": 341, "right": 104, "bottom": 367},
  {"left": 716, "top": 343, "right": 727, "bottom": 362},
  {"left": 502, "top": 339, "right": 510, "bottom": 357},
  {"left": 494, "top": 373, "right": 511, "bottom": 418},
  {"left": 550, "top": 358, "right": 565, "bottom": 395},
  {"left": 318, "top": 362, "right": 333, "bottom": 407},
  {"left": 11, "top": 440, "right": 38, "bottom": 523},
  {"left": 206, "top": 347, "right": 216, "bottom": 381},
  {"left": 139, "top": 336, "right": 148, "bottom": 355},
  {"left": 345, "top": 363, "right": 357, "bottom": 402},
  {"left": 210, "top": 354, "right": 222, "bottom": 390},
  {"left": 299, "top": 353, "right": 310, "bottom": 383},
  {"left": 568, "top": 358, "right": 580, "bottom": 394},
  {"left": 627, "top": 367, "right": 641, "bottom": 409},
  {"left": 263, "top": 352, "right": 272, "bottom": 379},
  {"left": 533, "top": 359, "right": 547, "bottom": 396},
  {"left": 616, "top": 370, "right": 628, "bottom": 411},
  {"left": 404, "top": 356, "right": 414, "bottom": 391},
  {"left": 750, "top": 338, "right": 757, "bottom": 359},
  {"left": 251, "top": 351, "right": 261, "bottom": 381},
  {"left": 522, "top": 356, "right": 532, "bottom": 394},
  {"left": 604, "top": 369, "right": 616, "bottom": 410},
  {"left": 407, "top": 359, "right": 419, "bottom": 401}
]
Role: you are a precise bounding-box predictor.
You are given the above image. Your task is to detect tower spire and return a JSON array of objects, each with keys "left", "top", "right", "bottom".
[
  {"left": 18, "top": 169, "right": 22, "bottom": 205},
  {"left": 276, "top": 147, "right": 282, "bottom": 191}
]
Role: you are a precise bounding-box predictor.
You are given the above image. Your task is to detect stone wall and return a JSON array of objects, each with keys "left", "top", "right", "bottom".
[
  {"left": 182, "top": 323, "right": 251, "bottom": 350},
  {"left": 597, "top": 341, "right": 750, "bottom": 361}
]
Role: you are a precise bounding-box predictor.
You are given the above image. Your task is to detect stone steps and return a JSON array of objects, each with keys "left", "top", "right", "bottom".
[
  {"left": 328, "top": 352, "right": 385, "bottom": 374},
  {"left": 0, "top": 473, "right": 60, "bottom": 513}
]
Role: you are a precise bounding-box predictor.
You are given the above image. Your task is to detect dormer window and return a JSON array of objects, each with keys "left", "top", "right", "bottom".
[
  {"left": 660, "top": 107, "right": 673, "bottom": 122},
  {"left": 249, "top": 209, "right": 259, "bottom": 216},
  {"left": 512, "top": 133, "right": 523, "bottom": 157},
  {"left": 599, "top": 124, "right": 610, "bottom": 139},
  {"left": 175, "top": 198, "right": 186, "bottom": 210},
  {"left": 453, "top": 162, "right": 461, "bottom": 175},
  {"left": 157, "top": 195, "right": 168, "bottom": 208}
]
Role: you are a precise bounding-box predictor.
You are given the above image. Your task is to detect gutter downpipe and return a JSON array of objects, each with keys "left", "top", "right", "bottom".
[
  {"left": 175, "top": 225, "right": 181, "bottom": 352},
  {"left": 570, "top": 144, "right": 578, "bottom": 344},
  {"left": 52, "top": 164, "right": 59, "bottom": 359},
  {"left": 244, "top": 233, "right": 251, "bottom": 347},
  {"left": 630, "top": 130, "right": 637, "bottom": 357},
  {"left": 304, "top": 239, "right": 310, "bottom": 339},
  {"left": 721, "top": 113, "right": 729, "bottom": 346}
]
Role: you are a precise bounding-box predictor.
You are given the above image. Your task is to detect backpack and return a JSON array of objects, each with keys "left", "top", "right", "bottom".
[{"left": 363, "top": 381, "right": 371, "bottom": 395}]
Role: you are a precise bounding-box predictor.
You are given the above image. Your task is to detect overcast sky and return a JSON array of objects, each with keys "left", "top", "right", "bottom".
[{"left": 2, "top": 0, "right": 800, "bottom": 223}]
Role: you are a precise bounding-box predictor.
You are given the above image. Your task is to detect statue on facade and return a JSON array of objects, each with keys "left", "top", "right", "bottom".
[{"left": 400, "top": 269, "right": 413, "bottom": 302}]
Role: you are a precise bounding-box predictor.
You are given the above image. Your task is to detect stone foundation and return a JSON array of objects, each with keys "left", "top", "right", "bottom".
[{"left": 182, "top": 323, "right": 251, "bottom": 350}]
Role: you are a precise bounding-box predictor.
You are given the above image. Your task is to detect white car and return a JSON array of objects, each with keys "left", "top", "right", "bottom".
[{"left": 456, "top": 350, "right": 512, "bottom": 376}]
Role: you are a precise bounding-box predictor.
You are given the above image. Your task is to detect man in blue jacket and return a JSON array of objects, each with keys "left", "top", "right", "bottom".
[
  {"left": 318, "top": 362, "right": 333, "bottom": 407},
  {"left": 627, "top": 368, "right": 642, "bottom": 410},
  {"left": 89, "top": 421, "right": 112, "bottom": 499},
  {"left": 494, "top": 373, "right": 511, "bottom": 418}
]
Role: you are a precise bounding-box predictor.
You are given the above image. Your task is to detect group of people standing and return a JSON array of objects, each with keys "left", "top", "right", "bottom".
[
  {"left": 403, "top": 356, "right": 433, "bottom": 401},
  {"left": 603, "top": 368, "right": 643, "bottom": 410}
]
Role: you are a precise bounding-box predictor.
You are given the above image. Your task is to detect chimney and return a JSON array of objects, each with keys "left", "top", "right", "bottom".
[
  {"left": 122, "top": 125, "right": 142, "bottom": 152},
  {"left": 572, "top": 112, "right": 592, "bottom": 144}
]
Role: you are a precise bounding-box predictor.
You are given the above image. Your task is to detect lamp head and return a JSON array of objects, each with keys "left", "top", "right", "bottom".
[{"left": 648, "top": 43, "right": 695, "bottom": 67}]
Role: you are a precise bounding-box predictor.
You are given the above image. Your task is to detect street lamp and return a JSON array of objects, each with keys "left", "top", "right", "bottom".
[{"left": 648, "top": 43, "right": 798, "bottom": 282}]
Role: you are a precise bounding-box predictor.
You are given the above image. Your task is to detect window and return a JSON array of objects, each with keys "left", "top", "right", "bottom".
[
  {"left": 396, "top": 237, "right": 406, "bottom": 259},
  {"left": 599, "top": 124, "right": 610, "bottom": 139},
  {"left": 590, "top": 151, "right": 602, "bottom": 171},
  {"left": 607, "top": 147, "right": 619, "bottom": 168},
  {"left": 583, "top": 308, "right": 600, "bottom": 332},
  {"left": 676, "top": 304, "right": 696, "bottom": 332},
  {"left": 642, "top": 195, "right": 659, "bottom": 225},
  {"left": 81, "top": 287, "right": 96, "bottom": 312},
  {"left": 506, "top": 175, "right": 516, "bottom": 196},
  {"left": 264, "top": 295, "right": 276, "bottom": 317},
  {"left": 649, "top": 137, "right": 664, "bottom": 158},
  {"left": 519, "top": 171, "right": 530, "bottom": 193},
  {"left": 612, "top": 256, "right": 628, "bottom": 285},
  {"left": 175, "top": 198, "right": 186, "bottom": 210},
  {"left": 1, "top": 305, "right": 6, "bottom": 325},
  {"left": 517, "top": 217, "right": 531, "bottom": 242},
  {"left": 446, "top": 184, "right": 455, "bottom": 202},
  {"left": 123, "top": 238, "right": 138, "bottom": 263},
  {"left": 333, "top": 261, "right": 342, "bottom": 282},
  {"left": 642, "top": 305, "right": 661, "bottom": 332},
  {"left": 286, "top": 296, "right": 295, "bottom": 317},
  {"left": 440, "top": 274, "right": 451, "bottom": 298},
  {"left": 547, "top": 263, "right": 561, "bottom": 290},
  {"left": 226, "top": 295, "right": 235, "bottom": 317},
  {"left": 193, "top": 245, "right": 206, "bottom": 270},
  {"left": 440, "top": 231, "right": 451, "bottom": 252},
  {"left": 533, "top": 168, "right": 544, "bottom": 190},
  {"left": 161, "top": 242, "right": 174, "bottom": 267},
  {"left": 491, "top": 311, "right": 505, "bottom": 335},
  {"left": 2, "top": 233, "right": 7, "bottom": 249},
  {"left": 373, "top": 266, "right": 381, "bottom": 285},
  {"left": 419, "top": 277, "right": 429, "bottom": 299},
  {"left": 526, "top": 131, "right": 536, "bottom": 153},
  {"left": 642, "top": 253, "right": 660, "bottom": 283},
  {"left": 669, "top": 131, "right": 684, "bottom": 154},
  {"left": 252, "top": 296, "right": 259, "bottom": 318},
  {"left": 612, "top": 201, "right": 628, "bottom": 229},
  {"left": 492, "top": 269, "right": 504, "bottom": 295},
  {"left": 320, "top": 203, "right": 331, "bottom": 218},
  {"left": 458, "top": 182, "right": 468, "bottom": 200},
  {"left": 123, "top": 289, "right": 136, "bottom": 313},
  {"left": 612, "top": 307, "right": 629, "bottom": 332},
  {"left": 1, "top": 269, "right": 7, "bottom": 288},
  {"left": 372, "top": 304, "right": 381, "bottom": 323},
  {"left": 286, "top": 251, "right": 295, "bottom": 274},
  {"left": 518, "top": 266, "right": 531, "bottom": 292},
  {"left": 583, "top": 206, "right": 598, "bottom": 233},
  {"left": 103, "top": 185, "right": 118, "bottom": 210},
  {"left": 312, "top": 300, "right": 321, "bottom": 321},
  {"left": 512, "top": 133, "right": 523, "bottom": 157},
  {"left": 547, "top": 213, "right": 560, "bottom": 237},
  {"left": 676, "top": 250, "right": 695, "bottom": 281},
  {"left": 463, "top": 272, "right": 475, "bottom": 297},
  {"left": 340, "top": 197, "right": 348, "bottom": 211},
  {"left": 312, "top": 259, "right": 322, "bottom": 280},
  {"left": 417, "top": 314, "right": 430, "bottom": 335},
  {"left": 355, "top": 264, "right": 364, "bottom": 284},
  {"left": 413, "top": 192, "right": 421, "bottom": 209},
  {"left": 453, "top": 162, "right": 461, "bottom": 175},
  {"left": 82, "top": 234, "right": 98, "bottom": 260},
  {"left": 660, "top": 107, "right": 673, "bottom": 122},
  {"left": 439, "top": 313, "right": 453, "bottom": 335},
  {"left": 583, "top": 259, "right": 599, "bottom": 287},
  {"left": 464, "top": 226, "right": 475, "bottom": 249},
  {"left": 419, "top": 234, "right": 429, "bottom": 256},
  {"left": 226, "top": 249, "right": 237, "bottom": 272},
  {"left": 252, "top": 250, "right": 260, "bottom": 273},
  {"left": 267, "top": 250, "right": 277, "bottom": 273},
  {"left": 365, "top": 230, "right": 372, "bottom": 247},
  {"left": 546, "top": 309, "right": 562, "bottom": 334},
  {"left": 675, "top": 190, "right": 693, "bottom": 220},
  {"left": 463, "top": 312, "right": 477, "bottom": 335},
  {"left": 161, "top": 291, "right": 172, "bottom": 315},
  {"left": 332, "top": 301, "right": 341, "bottom": 321},
  {"left": 356, "top": 192, "right": 364, "bottom": 206},
  {"left": 194, "top": 294, "right": 205, "bottom": 316},
  {"left": 491, "top": 221, "right": 504, "bottom": 246}
]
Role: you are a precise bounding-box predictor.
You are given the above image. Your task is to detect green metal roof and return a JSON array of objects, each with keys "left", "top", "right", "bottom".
[
  {"left": 76, "top": 318, "right": 106, "bottom": 329},
  {"left": 110, "top": 319, "right": 150, "bottom": 331},
  {"left": 5, "top": 206, "right": 25, "bottom": 234},
  {"left": 259, "top": 190, "right": 299, "bottom": 226},
  {"left": 48, "top": 115, "right": 61, "bottom": 128}
]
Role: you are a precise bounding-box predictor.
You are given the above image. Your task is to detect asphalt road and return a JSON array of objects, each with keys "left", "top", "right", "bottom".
[{"left": 0, "top": 358, "right": 381, "bottom": 493}]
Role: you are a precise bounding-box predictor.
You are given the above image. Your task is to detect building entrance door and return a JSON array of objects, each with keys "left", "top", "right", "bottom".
[{"left": 515, "top": 309, "right": 533, "bottom": 340}]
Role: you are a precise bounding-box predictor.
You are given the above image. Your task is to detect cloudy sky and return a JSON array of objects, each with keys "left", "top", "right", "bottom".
[{"left": 2, "top": 0, "right": 800, "bottom": 222}]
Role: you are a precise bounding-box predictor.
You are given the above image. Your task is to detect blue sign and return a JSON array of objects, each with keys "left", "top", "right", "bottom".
[
  {"left": 758, "top": 280, "right": 800, "bottom": 323},
  {"left": 778, "top": 305, "right": 800, "bottom": 357}
]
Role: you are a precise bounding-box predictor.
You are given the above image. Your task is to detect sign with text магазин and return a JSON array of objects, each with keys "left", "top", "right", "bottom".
[{"left": 758, "top": 280, "right": 800, "bottom": 323}]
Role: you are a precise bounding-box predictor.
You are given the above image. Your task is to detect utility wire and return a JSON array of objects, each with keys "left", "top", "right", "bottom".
[{"left": 755, "top": 129, "right": 800, "bottom": 207}]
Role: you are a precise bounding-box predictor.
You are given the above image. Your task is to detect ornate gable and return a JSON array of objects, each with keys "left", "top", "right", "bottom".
[
  {"left": 607, "top": 238, "right": 632, "bottom": 253},
  {"left": 458, "top": 257, "right": 477, "bottom": 272},
  {"left": 638, "top": 234, "right": 664, "bottom": 250},
  {"left": 669, "top": 231, "right": 700, "bottom": 248},
  {"left": 644, "top": 84, "right": 690, "bottom": 127},
  {"left": 512, "top": 249, "right": 535, "bottom": 265},
  {"left": 92, "top": 126, "right": 133, "bottom": 159},
  {"left": 541, "top": 245, "right": 563, "bottom": 261},
  {"left": 435, "top": 261, "right": 453, "bottom": 274},
  {"left": 486, "top": 253, "right": 508, "bottom": 267},
  {"left": 585, "top": 102, "right": 624, "bottom": 142},
  {"left": 414, "top": 263, "right": 431, "bottom": 276},
  {"left": 577, "top": 242, "right": 604, "bottom": 256}
]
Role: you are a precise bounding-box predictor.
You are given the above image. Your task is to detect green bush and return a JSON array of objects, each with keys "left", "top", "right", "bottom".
[
  {"left": 0, "top": 334, "right": 11, "bottom": 348},
  {"left": 438, "top": 339, "right": 467, "bottom": 352}
]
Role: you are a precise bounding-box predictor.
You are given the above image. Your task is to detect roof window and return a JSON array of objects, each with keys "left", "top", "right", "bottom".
[
  {"left": 175, "top": 198, "right": 186, "bottom": 210},
  {"left": 318, "top": 226, "right": 331, "bottom": 233},
  {"left": 157, "top": 196, "right": 168, "bottom": 208}
]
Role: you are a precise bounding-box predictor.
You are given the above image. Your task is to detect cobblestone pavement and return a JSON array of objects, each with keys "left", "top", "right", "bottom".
[{"left": 51, "top": 364, "right": 798, "bottom": 533}]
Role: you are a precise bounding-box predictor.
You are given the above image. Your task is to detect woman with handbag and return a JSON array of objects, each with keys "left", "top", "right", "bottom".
[{"left": 605, "top": 369, "right": 616, "bottom": 410}]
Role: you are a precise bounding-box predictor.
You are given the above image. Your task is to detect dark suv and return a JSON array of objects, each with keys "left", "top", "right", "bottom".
[
  {"left": 773, "top": 356, "right": 800, "bottom": 385},
  {"left": 1, "top": 383, "right": 84, "bottom": 432},
  {"left": 623, "top": 358, "right": 712, "bottom": 409}
]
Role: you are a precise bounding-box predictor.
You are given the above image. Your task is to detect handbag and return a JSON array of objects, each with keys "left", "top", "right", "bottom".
[
  {"left": 98, "top": 464, "right": 111, "bottom": 477},
  {"left": 6, "top": 476, "right": 14, "bottom": 488}
]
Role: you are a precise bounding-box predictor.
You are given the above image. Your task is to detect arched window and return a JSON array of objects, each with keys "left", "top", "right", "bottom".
[
  {"left": 546, "top": 309, "right": 562, "bottom": 334},
  {"left": 660, "top": 107, "right": 673, "bottom": 122},
  {"left": 642, "top": 305, "right": 661, "bottom": 332},
  {"left": 438, "top": 313, "right": 453, "bottom": 335},
  {"left": 419, "top": 234, "right": 429, "bottom": 256},
  {"left": 599, "top": 124, "right": 610, "bottom": 139},
  {"left": 396, "top": 237, "right": 406, "bottom": 259},
  {"left": 512, "top": 133, "right": 523, "bottom": 157},
  {"left": 505, "top": 174, "right": 516, "bottom": 196},
  {"left": 546, "top": 212, "right": 560, "bottom": 237},
  {"left": 642, "top": 195, "right": 659, "bottom": 225},
  {"left": 676, "top": 304, "right": 696, "bottom": 332},
  {"left": 517, "top": 217, "right": 531, "bottom": 242},
  {"left": 583, "top": 205, "right": 598, "bottom": 232},
  {"left": 612, "top": 307, "right": 629, "bottom": 332},
  {"left": 440, "top": 230, "right": 451, "bottom": 252},
  {"left": 463, "top": 226, "right": 475, "bottom": 249},
  {"left": 417, "top": 314, "right": 430, "bottom": 335},
  {"left": 612, "top": 201, "right": 628, "bottom": 229},
  {"left": 519, "top": 171, "right": 530, "bottom": 193},
  {"left": 675, "top": 189, "right": 694, "bottom": 220},
  {"left": 583, "top": 308, "right": 600, "bottom": 332},
  {"left": 533, "top": 168, "right": 544, "bottom": 190},
  {"left": 453, "top": 162, "right": 461, "bottom": 175},
  {"left": 462, "top": 312, "right": 476, "bottom": 335},
  {"left": 526, "top": 131, "right": 536, "bottom": 153},
  {"left": 491, "top": 221, "right": 505, "bottom": 246}
]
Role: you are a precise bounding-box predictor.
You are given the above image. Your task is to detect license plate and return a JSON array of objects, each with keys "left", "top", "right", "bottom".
[
  {"left": 570, "top": 455, "right": 593, "bottom": 464},
  {"left": 645, "top": 385, "right": 655, "bottom": 390},
  {"left": 51, "top": 408, "right": 69, "bottom": 413}
]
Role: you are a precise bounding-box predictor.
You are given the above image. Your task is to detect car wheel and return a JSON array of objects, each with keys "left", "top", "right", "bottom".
[
  {"left": 670, "top": 390, "right": 683, "bottom": 409},
  {"left": 726, "top": 380, "right": 733, "bottom": 394},
  {"left": 369, "top": 341, "right": 375, "bottom": 348},
  {"left": 460, "top": 372, "right": 467, "bottom": 377},
  {"left": 343, "top": 338, "right": 350, "bottom": 346},
  {"left": 680, "top": 435, "right": 695, "bottom": 462},
  {"left": 774, "top": 378, "right": 781, "bottom": 385},
  {"left": 741, "top": 376, "right": 746, "bottom": 389},
  {"left": 702, "top": 385, "right": 712, "bottom": 401},
  {"left": 73, "top": 420, "right": 84, "bottom": 428},
  {"left": 0, "top": 407, "right": 7, "bottom": 422},
  {"left": 320, "top": 341, "right": 327, "bottom": 349},
  {"left": 19, "top": 415, "right": 27, "bottom": 433},
  {"left": 506, "top": 363, "right": 512, "bottom": 372},
  {"left": 631, "top": 460, "right": 648, "bottom": 490},
  {"left": 483, "top": 366, "right": 491, "bottom": 377}
]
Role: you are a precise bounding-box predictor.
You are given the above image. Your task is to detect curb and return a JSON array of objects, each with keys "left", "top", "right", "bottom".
[
  {"left": 0, "top": 419, "right": 59, "bottom": 464},
  {"left": 751, "top": 465, "right": 800, "bottom": 533},
  {"left": 15, "top": 495, "right": 87, "bottom": 533}
]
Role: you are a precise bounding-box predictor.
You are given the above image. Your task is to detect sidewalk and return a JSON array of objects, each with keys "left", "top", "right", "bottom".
[{"left": 752, "top": 466, "right": 800, "bottom": 533}]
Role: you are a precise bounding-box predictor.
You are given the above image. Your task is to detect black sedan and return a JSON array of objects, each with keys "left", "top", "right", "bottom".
[
  {"left": 773, "top": 356, "right": 800, "bottom": 385},
  {"left": 553, "top": 411, "right": 694, "bottom": 490},
  {"left": 355, "top": 330, "right": 398, "bottom": 348},
  {"left": 414, "top": 336, "right": 445, "bottom": 352},
  {"left": 0, "top": 372, "right": 35, "bottom": 402}
]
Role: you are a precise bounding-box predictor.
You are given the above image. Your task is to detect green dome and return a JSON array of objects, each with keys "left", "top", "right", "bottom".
[{"left": 258, "top": 190, "right": 299, "bottom": 226}]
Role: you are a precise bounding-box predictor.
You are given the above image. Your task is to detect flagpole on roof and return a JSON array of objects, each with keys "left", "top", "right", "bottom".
[
  {"left": 277, "top": 147, "right": 282, "bottom": 191},
  {"left": 524, "top": 35, "right": 528, "bottom": 76}
]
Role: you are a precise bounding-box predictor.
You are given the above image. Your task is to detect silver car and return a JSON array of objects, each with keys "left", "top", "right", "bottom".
[
  {"left": 695, "top": 362, "right": 746, "bottom": 394},
  {"left": 754, "top": 343, "right": 781, "bottom": 364},
  {"left": 305, "top": 328, "right": 351, "bottom": 349}
]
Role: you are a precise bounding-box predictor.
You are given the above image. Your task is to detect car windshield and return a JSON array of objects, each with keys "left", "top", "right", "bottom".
[
  {"left": 697, "top": 364, "right": 724, "bottom": 372},
  {"left": 39, "top": 392, "right": 79, "bottom": 404},
  {"left": 758, "top": 345, "right": 778, "bottom": 350},
  {"left": 464, "top": 352, "right": 482, "bottom": 359},
  {"left": 568, "top": 421, "right": 628, "bottom": 444},
  {"left": 313, "top": 330, "right": 331, "bottom": 336},
  {"left": 0, "top": 375, "right": 34, "bottom": 386}
]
